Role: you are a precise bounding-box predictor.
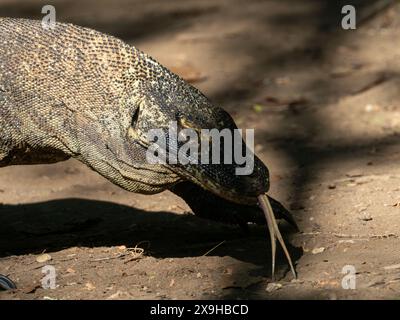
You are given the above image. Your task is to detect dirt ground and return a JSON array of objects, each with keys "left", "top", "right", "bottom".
[{"left": 2, "top": 0, "right": 400, "bottom": 300}]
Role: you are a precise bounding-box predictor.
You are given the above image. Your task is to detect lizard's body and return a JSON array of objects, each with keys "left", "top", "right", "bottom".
[
  {"left": 0, "top": 18, "right": 296, "bottom": 278},
  {"left": 0, "top": 18, "right": 184, "bottom": 193},
  {"left": 0, "top": 17, "right": 270, "bottom": 201}
]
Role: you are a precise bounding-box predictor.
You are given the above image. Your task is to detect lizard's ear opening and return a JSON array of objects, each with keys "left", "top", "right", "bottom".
[{"left": 131, "top": 107, "right": 140, "bottom": 129}]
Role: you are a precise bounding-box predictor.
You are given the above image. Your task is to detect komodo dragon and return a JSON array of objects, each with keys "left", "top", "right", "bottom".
[{"left": 0, "top": 18, "right": 297, "bottom": 284}]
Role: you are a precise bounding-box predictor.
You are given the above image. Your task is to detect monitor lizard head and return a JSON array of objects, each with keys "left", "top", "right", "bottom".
[{"left": 118, "top": 71, "right": 269, "bottom": 206}]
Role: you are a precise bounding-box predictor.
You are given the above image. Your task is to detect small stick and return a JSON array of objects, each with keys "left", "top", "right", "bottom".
[{"left": 203, "top": 240, "right": 226, "bottom": 256}]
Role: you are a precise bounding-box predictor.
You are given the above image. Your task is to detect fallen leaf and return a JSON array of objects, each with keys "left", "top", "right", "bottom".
[
  {"left": 338, "top": 240, "right": 355, "bottom": 244},
  {"left": 346, "top": 183, "right": 357, "bottom": 187},
  {"left": 346, "top": 170, "right": 363, "bottom": 178},
  {"left": 252, "top": 104, "right": 264, "bottom": 113},
  {"left": 85, "top": 282, "right": 96, "bottom": 290},
  {"left": 383, "top": 263, "right": 400, "bottom": 270},
  {"left": 312, "top": 247, "right": 325, "bottom": 254},
  {"left": 106, "top": 290, "right": 129, "bottom": 300},
  {"left": 36, "top": 253, "right": 52, "bottom": 263},
  {"left": 314, "top": 280, "right": 340, "bottom": 288}
]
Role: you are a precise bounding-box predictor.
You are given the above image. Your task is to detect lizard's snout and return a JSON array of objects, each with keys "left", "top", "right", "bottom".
[
  {"left": 169, "top": 153, "right": 270, "bottom": 205},
  {"left": 215, "top": 154, "right": 270, "bottom": 202},
  {"left": 233, "top": 158, "right": 269, "bottom": 195}
]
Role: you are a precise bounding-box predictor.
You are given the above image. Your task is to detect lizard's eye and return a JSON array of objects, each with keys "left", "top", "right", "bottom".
[
  {"left": 177, "top": 116, "right": 188, "bottom": 129},
  {"left": 127, "top": 107, "right": 141, "bottom": 140},
  {"left": 177, "top": 116, "right": 197, "bottom": 130},
  {"left": 131, "top": 107, "right": 140, "bottom": 128}
]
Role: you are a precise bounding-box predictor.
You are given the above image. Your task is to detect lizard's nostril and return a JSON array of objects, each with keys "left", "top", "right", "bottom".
[{"left": 131, "top": 107, "right": 140, "bottom": 128}]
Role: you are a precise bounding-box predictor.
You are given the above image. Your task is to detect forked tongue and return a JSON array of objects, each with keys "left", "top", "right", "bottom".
[{"left": 258, "top": 194, "right": 297, "bottom": 280}]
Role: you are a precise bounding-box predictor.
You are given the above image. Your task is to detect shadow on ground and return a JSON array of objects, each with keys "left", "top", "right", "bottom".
[{"left": 0, "top": 198, "right": 302, "bottom": 279}]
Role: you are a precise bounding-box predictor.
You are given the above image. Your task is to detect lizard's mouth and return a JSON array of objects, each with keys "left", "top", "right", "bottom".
[{"left": 166, "top": 157, "right": 270, "bottom": 205}]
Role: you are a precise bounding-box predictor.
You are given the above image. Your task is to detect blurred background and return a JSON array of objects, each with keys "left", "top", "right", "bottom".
[{"left": 1, "top": 0, "right": 400, "bottom": 299}]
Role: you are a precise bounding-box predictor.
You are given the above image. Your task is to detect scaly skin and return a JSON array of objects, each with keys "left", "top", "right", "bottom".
[{"left": 0, "top": 18, "right": 294, "bottom": 227}]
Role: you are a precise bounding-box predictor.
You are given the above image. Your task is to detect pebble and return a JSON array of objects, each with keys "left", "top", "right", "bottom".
[{"left": 266, "top": 282, "right": 282, "bottom": 292}]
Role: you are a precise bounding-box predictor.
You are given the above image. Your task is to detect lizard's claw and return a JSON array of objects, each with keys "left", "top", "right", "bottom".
[{"left": 0, "top": 274, "right": 17, "bottom": 290}]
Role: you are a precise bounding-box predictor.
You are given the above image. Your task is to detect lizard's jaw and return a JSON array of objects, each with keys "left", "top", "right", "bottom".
[{"left": 167, "top": 157, "right": 270, "bottom": 206}]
